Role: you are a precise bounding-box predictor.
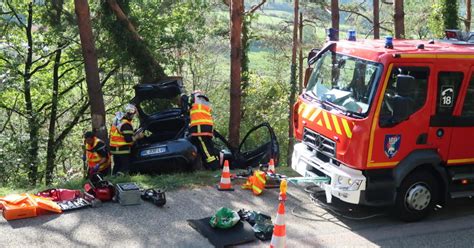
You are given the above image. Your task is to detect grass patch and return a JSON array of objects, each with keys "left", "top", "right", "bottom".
[{"left": 0, "top": 166, "right": 300, "bottom": 196}]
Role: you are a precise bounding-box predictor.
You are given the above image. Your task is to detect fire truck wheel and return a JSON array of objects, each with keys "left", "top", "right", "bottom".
[{"left": 394, "top": 171, "right": 439, "bottom": 222}]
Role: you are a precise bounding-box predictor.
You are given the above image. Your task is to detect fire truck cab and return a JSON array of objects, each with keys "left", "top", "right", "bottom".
[{"left": 292, "top": 35, "right": 474, "bottom": 221}]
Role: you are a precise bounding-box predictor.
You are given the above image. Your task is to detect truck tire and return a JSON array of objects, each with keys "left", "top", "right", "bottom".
[{"left": 394, "top": 170, "right": 439, "bottom": 222}]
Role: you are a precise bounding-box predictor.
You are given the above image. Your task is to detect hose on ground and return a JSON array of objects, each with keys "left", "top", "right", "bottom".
[{"left": 291, "top": 185, "right": 386, "bottom": 221}]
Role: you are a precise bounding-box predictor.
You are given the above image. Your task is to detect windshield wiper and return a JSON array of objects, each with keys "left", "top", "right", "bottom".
[
  {"left": 321, "top": 100, "right": 347, "bottom": 113},
  {"left": 304, "top": 91, "right": 330, "bottom": 110},
  {"left": 321, "top": 100, "right": 364, "bottom": 118},
  {"left": 305, "top": 91, "right": 364, "bottom": 118}
]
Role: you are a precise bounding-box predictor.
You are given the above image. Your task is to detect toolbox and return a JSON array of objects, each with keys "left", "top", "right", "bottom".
[
  {"left": 2, "top": 197, "right": 37, "bottom": 221},
  {"left": 115, "top": 183, "right": 141, "bottom": 206}
]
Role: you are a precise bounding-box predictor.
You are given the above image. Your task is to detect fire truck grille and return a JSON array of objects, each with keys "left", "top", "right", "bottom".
[{"left": 303, "top": 128, "right": 336, "bottom": 158}]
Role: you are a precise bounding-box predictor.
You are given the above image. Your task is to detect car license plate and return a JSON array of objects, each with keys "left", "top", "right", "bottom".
[{"left": 141, "top": 147, "right": 167, "bottom": 156}]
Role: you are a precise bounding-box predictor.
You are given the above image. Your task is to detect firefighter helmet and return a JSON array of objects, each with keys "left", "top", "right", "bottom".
[{"left": 125, "top": 104, "right": 137, "bottom": 115}]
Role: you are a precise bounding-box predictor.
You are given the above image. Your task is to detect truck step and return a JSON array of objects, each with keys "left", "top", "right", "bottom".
[{"left": 450, "top": 191, "right": 474, "bottom": 199}]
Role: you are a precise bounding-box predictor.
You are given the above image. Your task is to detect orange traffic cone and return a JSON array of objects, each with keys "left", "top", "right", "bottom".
[
  {"left": 270, "top": 202, "right": 286, "bottom": 248},
  {"left": 268, "top": 158, "right": 276, "bottom": 174},
  {"left": 217, "top": 160, "right": 234, "bottom": 191},
  {"left": 270, "top": 180, "right": 287, "bottom": 248}
]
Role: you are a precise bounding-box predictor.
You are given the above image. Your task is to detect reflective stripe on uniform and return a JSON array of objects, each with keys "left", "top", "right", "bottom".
[
  {"left": 255, "top": 172, "right": 266, "bottom": 184},
  {"left": 110, "top": 146, "right": 131, "bottom": 155},
  {"left": 198, "top": 137, "right": 213, "bottom": 161},
  {"left": 190, "top": 109, "right": 211, "bottom": 115},
  {"left": 190, "top": 119, "right": 214, "bottom": 125},
  {"left": 252, "top": 184, "right": 263, "bottom": 194},
  {"left": 110, "top": 119, "right": 133, "bottom": 148}
]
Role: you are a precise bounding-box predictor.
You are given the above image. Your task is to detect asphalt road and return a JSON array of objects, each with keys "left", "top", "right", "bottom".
[{"left": 2, "top": 181, "right": 474, "bottom": 248}]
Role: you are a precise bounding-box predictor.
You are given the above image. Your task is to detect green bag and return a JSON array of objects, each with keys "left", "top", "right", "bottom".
[{"left": 209, "top": 207, "right": 240, "bottom": 229}]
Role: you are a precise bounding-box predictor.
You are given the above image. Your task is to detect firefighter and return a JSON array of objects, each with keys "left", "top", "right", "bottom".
[
  {"left": 109, "top": 104, "right": 144, "bottom": 175},
  {"left": 84, "top": 131, "right": 111, "bottom": 179},
  {"left": 188, "top": 91, "right": 219, "bottom": 170}
]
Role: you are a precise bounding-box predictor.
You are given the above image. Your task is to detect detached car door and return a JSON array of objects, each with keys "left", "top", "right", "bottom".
[{"left": 236, "top": 122, "right": 279, "bottom": 168}]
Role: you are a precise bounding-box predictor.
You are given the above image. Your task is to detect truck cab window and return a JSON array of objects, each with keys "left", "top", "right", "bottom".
[
  {"left": 380, "top": 67, "right": 429, "bottom": 127},
  {"left": 461, "top": 74, "right": 474, "bottom": 117},
  {"left": 437, "top": 72, "right": 463, "bottom": 116}
]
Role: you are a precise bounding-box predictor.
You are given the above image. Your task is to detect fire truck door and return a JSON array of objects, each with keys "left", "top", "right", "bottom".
[
  {"left": 445, "top": 69, "right": 474, "bottom": 166},
  {"left": 369, "top": 65, "right": 432, "bottom": 167},
  {"left": 428, "top": 69, "right": 465, "bottom": 162}
]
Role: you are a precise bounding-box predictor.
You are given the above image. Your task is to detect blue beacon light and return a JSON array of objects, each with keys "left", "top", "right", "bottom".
[
  {"left": 348, "top": 30, "right": 356, "bottom": 41},
  {"left": 385, "top": 36, "right": 394, "bottom": 49}
]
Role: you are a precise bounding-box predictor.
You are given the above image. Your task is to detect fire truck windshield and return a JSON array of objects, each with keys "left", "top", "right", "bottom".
[{"left": 306, "top": 50, "right": 383, "bottom": 117}]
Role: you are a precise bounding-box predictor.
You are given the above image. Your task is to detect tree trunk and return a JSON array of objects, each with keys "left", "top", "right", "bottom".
[
  {"left": 466, "top": 0, "right": 472, "bottom": 32},
  {"left": 240, "top": 15, "right": 250, "bottom": 120},
  {"left": 298, "top": 12, "right": 303, "bottom": 94},
  {"left": 24, "top": 2, "right": 39, "bottom": 186},
  {"left": 45, "top": 47, "right": 62, "bottom": 185},
  {"left": 394, "top": 0, "right": 405, "bottom": 39},
  {"left": 373, "top": 0, "right": 380, "bottom": 39},
  {"left": 229, "top": 0, "right": 243, "bottom": 148},
  {"left": 331, "top": 0, "right": 339, "bottom": 40},
  {"left": 74, "top": 0, "right": 108, "bottom": 141},
  {"left": 288, "top": 0, "right": 299, "bottom": 167}
]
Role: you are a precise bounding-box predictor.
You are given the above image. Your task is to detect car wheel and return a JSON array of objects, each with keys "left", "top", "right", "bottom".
[
  {"left": 394, "top": 170, "right": 439, "bottom": 222},
  {"left": 191, "top": 157, "right": 204, "bottom": 171}
]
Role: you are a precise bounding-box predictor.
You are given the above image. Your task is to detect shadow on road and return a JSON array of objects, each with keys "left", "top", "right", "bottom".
[{"left": 289, "top": 185, "right": 474, "bottom": 247}]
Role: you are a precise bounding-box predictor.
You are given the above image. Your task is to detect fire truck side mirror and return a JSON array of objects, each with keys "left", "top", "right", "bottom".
[{"left": 304, "top": 67, "right": 313, "bottom": 88}]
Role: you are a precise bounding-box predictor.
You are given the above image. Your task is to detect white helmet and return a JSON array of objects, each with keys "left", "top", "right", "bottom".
[
  {"left": 192, "top": 90, "right": 209, "bottom": 103},
  {"left": 125, "top": 104, "right": 137, "bottom": 115}
]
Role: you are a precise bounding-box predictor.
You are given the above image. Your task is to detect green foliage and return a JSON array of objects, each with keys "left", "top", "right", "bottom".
[
  {"left": 442, "top": 0, "right": 459, "bottom": 29},
  {"left": 429, "top": 3, "right": 446, "bottom": 38}
]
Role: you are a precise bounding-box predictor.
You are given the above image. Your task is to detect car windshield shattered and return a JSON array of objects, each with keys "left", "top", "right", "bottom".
[{"left": 306, "top": 50, "right": 383, "bottom": 117}]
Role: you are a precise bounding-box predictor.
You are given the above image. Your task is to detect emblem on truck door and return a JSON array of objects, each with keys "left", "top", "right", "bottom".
[{"left": 384, "top": 135, "right": 401, "bottom": 159}]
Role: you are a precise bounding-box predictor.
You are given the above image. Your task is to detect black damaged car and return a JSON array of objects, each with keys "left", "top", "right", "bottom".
[{"left": 129, "top": 78, "right": 279, "bottom": 174}]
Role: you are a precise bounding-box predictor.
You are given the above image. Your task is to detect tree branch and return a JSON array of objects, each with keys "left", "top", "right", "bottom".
[
  {"left": 37, "top": 77, "right": 85, "bottom": 113},
  {"left": 0, "top": 56, "right": 23, "bottom": 75},
  {"left": 6, "top": 0, "right": 26, "bottom": 28},
  {"left": 0, "top": 96, "right": 17, "bottom": 134},
  {"left": 31, "top": 44, "right": 69, "bottom": 65},
  {"left": 30, "top": 59, "right": 52, "bottom": 76},
  {"left": 339, "top": 8, "right": 391, "bottom": 32},
  {"left": 0, "top": 102, "right": 26, "bottom": 118},
  {"left": 54, "top": 99, "right": 89, "bottom": 147},
  {"left": 106, "top": 0, "right": 142, "bottom": 41},
  {"left": 59, "top": 59, "right": 83, "bottom": 67},
  {"left": 58, "top": 63, "right": 84, "bottom": 80},
  {"left": 100, "top": 66, "right": 119, "bottom": 87},
  {"left": 246, "top": 0, "right": 266, "bottom": 14}
]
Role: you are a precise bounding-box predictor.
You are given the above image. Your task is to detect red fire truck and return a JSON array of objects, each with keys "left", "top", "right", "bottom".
[{"left": 292, "top": 33, "right": 474, "bottom": 221}]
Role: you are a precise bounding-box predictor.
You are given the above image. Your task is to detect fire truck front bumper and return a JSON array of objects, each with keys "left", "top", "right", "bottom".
[{"left": 291, "top": 143, "right": 366, "bottom": 205}]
